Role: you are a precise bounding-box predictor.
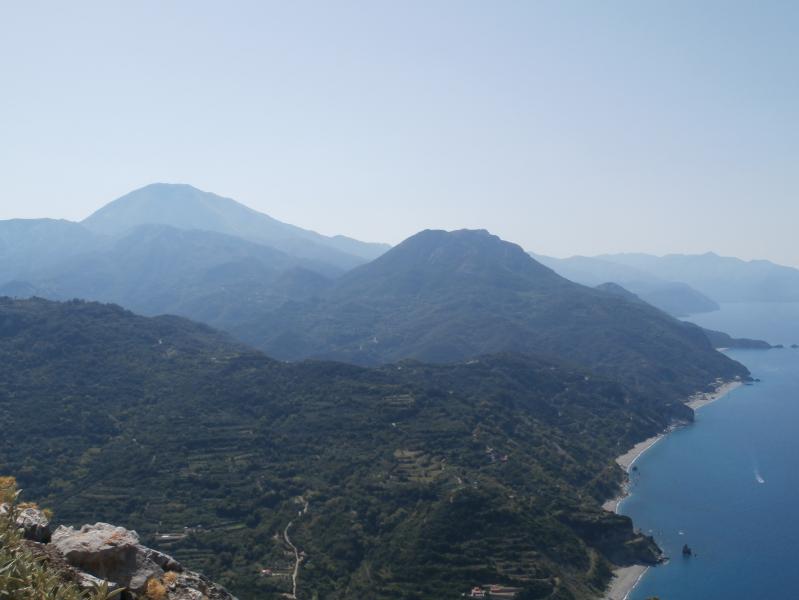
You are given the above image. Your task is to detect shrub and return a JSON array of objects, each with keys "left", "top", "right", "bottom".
[{"left": 0, "top": 477, "right": 120, "bottom": 600}]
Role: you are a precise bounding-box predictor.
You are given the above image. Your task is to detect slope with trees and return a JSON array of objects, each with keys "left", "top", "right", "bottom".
[
  {"left": 0, "top": 298, "right": 676, "bottom": 599},
  {"left": 236, "top": 229, "right": 747, "bottom": 404}
]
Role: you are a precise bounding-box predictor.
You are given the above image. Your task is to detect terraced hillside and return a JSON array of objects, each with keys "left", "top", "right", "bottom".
[{"left": 0, "top": 298, "right": 676, "bottom": 599}]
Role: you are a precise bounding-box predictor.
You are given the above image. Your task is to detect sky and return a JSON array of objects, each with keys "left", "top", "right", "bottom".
[{"left": 1, "top": 1, "right": 797, "bottom": 265}]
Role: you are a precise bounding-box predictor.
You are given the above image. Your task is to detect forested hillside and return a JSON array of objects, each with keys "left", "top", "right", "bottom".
[
  {"left": 235, "top": 229, "right": 747, "bottom": 402},
  {"left": 0, "top": 298, "right": 675, "bottom": 599}
]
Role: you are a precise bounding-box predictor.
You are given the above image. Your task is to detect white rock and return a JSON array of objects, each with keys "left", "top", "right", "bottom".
[
  {"left": 51, "top": 523, "right": 162, "bottom": 592},
  {"left": 15, "top": 506, "right": 51, "bottom": 542}
]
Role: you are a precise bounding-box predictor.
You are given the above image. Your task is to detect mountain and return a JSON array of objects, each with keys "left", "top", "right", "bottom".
[
  {"left": 0, "top": 184, "right": 390, "bottom": 327},
  {"left": 698, "top": 327, "right": 774, "bottom": 350},
  {"left": 11, "top": 224, "right": 338, "bottom": 326},
  {"left": 597, "top": 252, "right": 799, "bottom": 303},
  {"left": 634, "top": 280, "right": 719, "bottom": 317},
  {"left": 596, "top": 282, "right": 773, "bottom": 350},
  {"left": 2, "top": 221, "right": 747, "bottom": 406},
  {"left": 0, "top": 297, "right": 671, "bottom": 600},
  {"left": 594, "top": 282, "right": 646, "bottom": 304},
  {"left": 82, "top": 183, "right": 390, "bottom": 268},
  {"left": 0, "top": 219, "right": 102, "bottom": 283},
  {"left": 237, "top": 229, "right": 747, "bottom": 403},
  {"left": 531, "top": 253, "right": 720, "bottom": 317}
]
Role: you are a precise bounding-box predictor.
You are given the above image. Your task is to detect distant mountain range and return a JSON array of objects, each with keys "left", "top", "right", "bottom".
[
  {"left": 5, "top": 184, "right": 797, "bottom": 328},
  {"left": 0, "top": 186, "right": 751, "bottom": 404},
  {"left": 83, "top": 183, "right": 389, "bottom": 266},
  {"left": 0, "top": 185, "right": 775, "bottom": 600},
  {"left": 0, "top": 184, "right": 388, "bottom": 291},
  {"left": 596, "top": 252, "right": 799, "bottom": 303},
  {"left": 235, "top": 229, "right": 746, "bottom": 404},
  {"left": 2, "top": 223, "right": 338, "bottom": 325},
  {"left": 534, "top": 251, "right": 799, "bottom": 314},
  {"left": 0, "top": 183, "right": 389, "bottom": 324},
  {"left": 531, "top": 253, "right": 720, "bottom": 316},
  {"left": 596, "top": 282, "right": 773, "bottom": 350}
]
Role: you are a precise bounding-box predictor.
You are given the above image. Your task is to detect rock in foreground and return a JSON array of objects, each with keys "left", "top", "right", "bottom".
[{"left": 44, "top": 521, "right": 236, "bottom": 599}]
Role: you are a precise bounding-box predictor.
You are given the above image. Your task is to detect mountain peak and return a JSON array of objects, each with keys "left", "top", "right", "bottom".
[
  {"left": 82, "top": 183, "right": 259, "bottom": 235},
  {"left": 337, "top": 228, "right": 561, "bottom": 296},
  {"left": 382, "top": 228, "right": 544, "bottom": 266},
  {"left": 81, "top": 184, "right": 389, "bottom": 267}
]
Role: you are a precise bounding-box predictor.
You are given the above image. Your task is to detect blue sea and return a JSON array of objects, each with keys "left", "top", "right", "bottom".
[{"left": 623, "top": 302, "right": 799, "bottom": 600}]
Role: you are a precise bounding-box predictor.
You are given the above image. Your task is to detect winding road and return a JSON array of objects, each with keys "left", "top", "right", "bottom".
[{"left": 283, "top": 499, "right": 309, "bottom": 599}]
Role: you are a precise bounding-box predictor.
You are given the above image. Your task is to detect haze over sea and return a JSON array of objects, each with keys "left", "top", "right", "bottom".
[{"left": 623, "top": 302, "right": 799, "bottom": 600}]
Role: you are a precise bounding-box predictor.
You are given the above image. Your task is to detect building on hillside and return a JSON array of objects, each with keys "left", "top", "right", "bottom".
[
  {"left": 466, "top": 584, "right": 522, "bottom": 598},
  {"left": 487, "top": 583, "right": 523, "bottom": 598}
]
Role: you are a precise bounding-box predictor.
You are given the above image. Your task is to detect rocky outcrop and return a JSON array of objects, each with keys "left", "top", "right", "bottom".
[
  {"left": 47, "top": 522, "right": 236, "bottom": 599},
  {"left": 15, "top": 506, "right": 51, "bottom": 542},
  {"left": 157, "top": 570, "right": 238, "bottom": 600},
  {"left": 1, "top": 503, "right": 52, "bottom": 542},
  {"left": 0, "top": 513, "right": 236, "bottom": 600},
  {"left": 52, "top": 523, "right": 162, "bottom": 593}
]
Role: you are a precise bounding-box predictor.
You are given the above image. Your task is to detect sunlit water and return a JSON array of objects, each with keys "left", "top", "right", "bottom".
[{"left": 623, "top": 302, "right": 799, "bottom": 600}]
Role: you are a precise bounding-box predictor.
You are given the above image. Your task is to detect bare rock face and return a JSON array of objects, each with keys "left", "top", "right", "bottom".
[
  {"left": 161, "top": 571, "right": 238, "bottom": 600},
  {"left": 15, "top": 506, "right": 51, "bottom": 542},
  {"left": 1, "top": 503, "right": 51, "bottom": 542},
  {"left": 50, "top": 522, "right": 237, "bottom": 599},
  {"left": 51, "top": 523, "right": 165, "bottom": 593}
]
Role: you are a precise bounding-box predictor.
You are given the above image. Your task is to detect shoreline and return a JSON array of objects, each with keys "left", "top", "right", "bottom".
[
  {"left": 600, "top": 432, "right": 666, "bottom": 513},
  {"left": 601, "top": 378, "right": 743, "bottom": 600},
  {"left": 686, "top": 380, "right": 743, "bottom": 411},
  {"left": 603, "top": 565, "right": 649, "bottom": 600}
]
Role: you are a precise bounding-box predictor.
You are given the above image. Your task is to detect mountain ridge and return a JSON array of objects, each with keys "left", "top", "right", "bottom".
[
  {"left": 82, "top": 183, "right": 389, "bottom": 268},
  {"left": 595, "top": 251, "right": 799, "bottom": 302},
  {"left": 531, "top": 253, "right": 721, "bottom": 316},
  {"left": 235, "top": 228, "right": 747, "bottom": 405},
  {"left": 3, "top": 224, "right": 340, "bottom": 322}
]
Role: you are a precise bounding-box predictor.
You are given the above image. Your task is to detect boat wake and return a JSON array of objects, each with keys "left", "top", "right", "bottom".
[{"left": 754, "top": 469, "right": 765, "bottom": 484}]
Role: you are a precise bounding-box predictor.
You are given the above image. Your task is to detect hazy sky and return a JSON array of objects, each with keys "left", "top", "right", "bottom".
[{"left": 1, "top": 1, "right": 797, "bottom": 265}]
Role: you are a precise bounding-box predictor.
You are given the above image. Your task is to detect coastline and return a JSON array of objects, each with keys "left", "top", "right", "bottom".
[
  {"left": 686, "top": 380, "right": 743, "bottom": 411},
  {"left": 601, "top": 378, "right": 743, "bottom": 600},
  {"left": 601, "top": 433, "right": 666, "bottom": 513},
  {"left": 603, "top": 565, "right": 649, "bottom": 600}
]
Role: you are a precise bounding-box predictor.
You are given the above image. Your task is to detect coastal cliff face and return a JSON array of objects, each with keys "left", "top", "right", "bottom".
[{"left": 0, "top": 478, "right": 236, "bottom": 600}]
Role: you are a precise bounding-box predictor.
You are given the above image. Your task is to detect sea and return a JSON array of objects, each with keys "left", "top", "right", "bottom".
[{"left": 622, "top": 302, "right": 799, "bottom": 600}]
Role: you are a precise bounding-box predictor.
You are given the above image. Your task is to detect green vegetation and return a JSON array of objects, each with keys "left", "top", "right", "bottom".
[
  {"left": 0, "top": 477, "right": 118, "bottom": 600},
  {"left": 230, "top": 229, "right": 747, "bottom": 405},
  {"left": 0, "top": 298, "right": 671, "bottom": 599},
  {"left": 698, "top": 326, "right": 773, "bottom": 350},
  {"left": 3, "top": 225, "right": 749, "bottom": 412}
]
